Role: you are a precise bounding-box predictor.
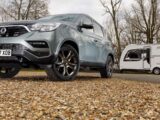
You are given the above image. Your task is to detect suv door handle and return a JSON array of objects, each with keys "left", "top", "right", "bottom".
[{"left": 94, "top": 40, "right": 98, "bottom": 42}]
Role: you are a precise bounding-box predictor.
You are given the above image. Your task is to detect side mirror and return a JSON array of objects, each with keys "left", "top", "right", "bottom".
[
  {"left": 80, "top": 24, "right": 93, "bottom": 29},
  {"left": 78, "top": 22, "right": 93, "bottom": 32}
]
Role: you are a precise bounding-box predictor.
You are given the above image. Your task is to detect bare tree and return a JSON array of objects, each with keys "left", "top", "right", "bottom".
[
  {"left": 122, "top": 11, "right": 146, "bottom": 44},
  {"left": 100, "top": 0, "right": 122, "bottom": 64},
  {"left": 29, "top": 0, "right": 49, "bottom": 20},
  {"left": 0, "top": 0, "right": 49, "bottom": 21},
  {"left": 0, "top": 1, "right": 11, "bottom": 22},
  {"left": 131, "top": 0, "right": 160, "bottom": 43}
]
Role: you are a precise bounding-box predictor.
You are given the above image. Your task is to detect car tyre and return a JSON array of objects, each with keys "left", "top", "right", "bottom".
[
  {"left": 120, "top": 70, "right": 124, "bottom": 73},
  {"left": 100, "top": 56, "right": 114, "bottom": 78},
  {"left": 153, "top": 68, "right": 160, "bottom": 75},
  {"left": 0, "top": 64, "right": 21, "bottom": 78},
  {"left": 46, "top": 45, "right": 80, "bottom": 81}
]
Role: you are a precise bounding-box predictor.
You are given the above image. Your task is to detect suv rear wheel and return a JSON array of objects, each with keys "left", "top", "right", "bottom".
[
  {"left": 46, "top": 45, "right": 80, "bottom": 81},
  {"left": 100, "top": 56, "right": 114, "bottom": 78}
]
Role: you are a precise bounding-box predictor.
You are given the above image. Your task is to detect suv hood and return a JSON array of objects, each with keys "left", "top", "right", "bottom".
[
  {"left": 0, "top": 20, "right": 76, "bottom": 30},
  {"left": 0, "top": 20, "right": 73, "bottom": 26},
  {"left": 0, "top": 20, "right": 36, "bottom": 26}
]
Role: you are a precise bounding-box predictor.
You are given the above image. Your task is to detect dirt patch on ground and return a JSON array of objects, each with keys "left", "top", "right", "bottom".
[{"left": 0, "top": 71, "right": 160, "bottom": 119}]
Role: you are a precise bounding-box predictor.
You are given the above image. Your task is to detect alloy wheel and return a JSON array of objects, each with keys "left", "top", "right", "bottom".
[
  {"left": 107, "top": 59, "right": 114, "bottom": 77},
  {"left": 0, "top": 67, "right": 15, "bottom": 74},
  {"left": 54, "top": 49, "right": 78, "bottom": 77}
]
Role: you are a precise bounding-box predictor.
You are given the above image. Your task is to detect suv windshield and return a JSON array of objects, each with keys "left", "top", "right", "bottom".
[{"left": 39, "top": 15, "right": 78, "bottom": 22}]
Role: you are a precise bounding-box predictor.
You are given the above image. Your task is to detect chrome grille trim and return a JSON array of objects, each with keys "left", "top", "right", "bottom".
[
  {"left": 0, "top": 25, "right": 31, "bottom": 32},
  {"left": 0, "top": 25, "right": 31, "bottom": 37}
]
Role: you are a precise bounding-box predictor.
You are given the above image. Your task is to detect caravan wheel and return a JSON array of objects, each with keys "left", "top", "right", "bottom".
[{"left": 153, "top": 68, "right": 160, "bottom": 75}]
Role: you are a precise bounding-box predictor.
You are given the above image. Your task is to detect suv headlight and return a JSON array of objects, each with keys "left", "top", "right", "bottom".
[{"left": 31, "top": 23, "right": 61, "bottom": 32}]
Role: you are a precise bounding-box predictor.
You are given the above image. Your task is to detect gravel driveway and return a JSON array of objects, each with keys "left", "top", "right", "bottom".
[
  {"left": 113, "top": 73, "right": 160, "bottom": 83},
  {"left": 0, "top": 71, "right": 160, "bottom": 119}
]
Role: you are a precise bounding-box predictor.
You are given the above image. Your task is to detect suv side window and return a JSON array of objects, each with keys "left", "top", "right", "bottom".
[
  {"left": 124, "top": 49, "right": 142, "bottom": 61},
  {"left": 93, "top": 22, "right": 104, "bottom": 37},
  {"left": 80, "top": 17, "right": 94, "bottom": 34}
]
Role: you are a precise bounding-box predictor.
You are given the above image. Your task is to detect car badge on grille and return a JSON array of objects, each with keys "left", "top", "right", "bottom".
[{"left": 0, "top": 27, "right": 7, "bottom": 35}]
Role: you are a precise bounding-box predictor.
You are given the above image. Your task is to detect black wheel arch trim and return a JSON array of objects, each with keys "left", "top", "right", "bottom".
[
  {"left": 107, "top": 53, "right": 115, "bottom": 63},
  {"left": 56, "top": 39, "right": 79, "bottom": 55}
]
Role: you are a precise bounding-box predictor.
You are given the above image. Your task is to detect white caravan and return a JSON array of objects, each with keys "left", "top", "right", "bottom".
[{"left": 120, "top": 44, "right": 160, "bottom": 75}]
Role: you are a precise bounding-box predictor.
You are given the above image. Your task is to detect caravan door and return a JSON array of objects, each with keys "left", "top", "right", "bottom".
[{"left": 142, "top": 48, "right": 151, "bottom": 70}]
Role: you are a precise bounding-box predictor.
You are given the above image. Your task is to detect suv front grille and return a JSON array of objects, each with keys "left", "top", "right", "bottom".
[
  {"left": 0, "top": 44, "right": 24, "bottom": 51},
  {"left": 0, "top": 26, "right": 29, "bottom": 37}
]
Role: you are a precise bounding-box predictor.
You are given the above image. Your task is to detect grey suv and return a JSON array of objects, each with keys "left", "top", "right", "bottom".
[{"left": 0, "top": 14, "right": 114, "bottom": 80}]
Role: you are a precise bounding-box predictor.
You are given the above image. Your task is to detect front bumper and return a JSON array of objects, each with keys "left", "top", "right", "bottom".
[
  {"left": 0, "top": 43, "right": 57, "bottom": 64},
  {"left": 0, "top": 31, "right": 58, "bottom": 65}
]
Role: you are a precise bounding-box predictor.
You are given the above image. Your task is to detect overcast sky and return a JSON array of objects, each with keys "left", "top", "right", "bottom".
[{"left": 49, "top": 0, "right": 134, "bottom": 25}]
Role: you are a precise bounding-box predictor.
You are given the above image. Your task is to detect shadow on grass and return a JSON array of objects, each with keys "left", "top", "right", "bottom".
[
  {"left": 3, "top": 74, "right": 159, "bottom": 84},
  {"left": 7, "top": 75, "right": 101, "bottom": 82}
]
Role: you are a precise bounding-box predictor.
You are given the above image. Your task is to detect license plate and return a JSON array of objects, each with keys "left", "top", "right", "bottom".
[{"left": 0, "top": 49, "right": 12, "bottom": 56}]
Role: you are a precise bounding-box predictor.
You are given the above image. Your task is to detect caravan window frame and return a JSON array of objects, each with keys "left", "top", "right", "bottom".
[
  {"left": 124, "top": 49, "right": 142, "bottom": 61},
  {"left": 142, "top": 48, "right": 151, "bottom": 64}
]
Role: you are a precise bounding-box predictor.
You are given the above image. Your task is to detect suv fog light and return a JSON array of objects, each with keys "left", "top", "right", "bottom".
[{"left": 27, "top": 41, "right": 49, "bottom": 48}]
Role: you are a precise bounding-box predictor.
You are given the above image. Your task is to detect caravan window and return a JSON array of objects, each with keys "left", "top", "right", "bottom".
[{"left": 124, "top": 49, "right": 142, "bottom": 61}]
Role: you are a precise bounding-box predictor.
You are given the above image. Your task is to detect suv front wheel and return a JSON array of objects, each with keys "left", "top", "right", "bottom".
[
  {"left": 46, "top": 45, "right": 80, "bottom": 81},
  {"left": 0, "top": 64, "right": 21, "bottom": 78}
]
